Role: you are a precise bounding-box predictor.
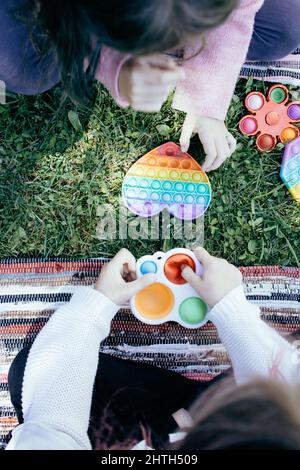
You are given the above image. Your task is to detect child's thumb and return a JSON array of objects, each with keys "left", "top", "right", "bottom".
[
  {"left": 181, "top": 265, "right": 203, "bottom": 295},
  {"left": 180, "top": 114, "right": 196, "bottom": 153},
  {"left": 127, "top": 273, "right": 157, "bottom": 298}
]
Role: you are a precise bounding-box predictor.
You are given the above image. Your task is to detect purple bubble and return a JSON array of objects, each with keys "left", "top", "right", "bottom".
[
  {"left": 288, "top": 104, "right": 300, "bottom": 121},
  {"left": 292, "top": 145, "right": 300, "bottom": 155}
]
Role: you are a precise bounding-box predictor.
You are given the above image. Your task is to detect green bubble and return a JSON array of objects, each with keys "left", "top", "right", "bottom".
[
  {"left": 270, "top": 87, "right": 286, "bottom": 104},
  {"left": 179, "top": 297, "right": 208, "bottom": 324}
]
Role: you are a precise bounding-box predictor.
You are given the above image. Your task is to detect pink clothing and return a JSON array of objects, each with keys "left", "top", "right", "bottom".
[{"left": 96, "top": 0, "right": 264, "bottom": 121}]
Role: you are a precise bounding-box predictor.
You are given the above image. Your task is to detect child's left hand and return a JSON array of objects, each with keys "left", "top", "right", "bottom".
[
  {"left": 180, "top": 113, "right": 237, "bottom": 172},
  {"left": 95, "top": 248, "right": 157, "bottom": 305}
]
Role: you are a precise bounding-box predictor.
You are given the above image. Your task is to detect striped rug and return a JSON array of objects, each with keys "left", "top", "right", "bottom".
[
  {"left": 241, "top": 50, "right": 300, "bottom": 86},
  {"left": 0, "top": 259, "right": 300, "bottom": 449}
]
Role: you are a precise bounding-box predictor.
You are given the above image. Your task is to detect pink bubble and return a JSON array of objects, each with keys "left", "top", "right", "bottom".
[{"left": 241, "top": 117, "right": 258, "bottom": 134}]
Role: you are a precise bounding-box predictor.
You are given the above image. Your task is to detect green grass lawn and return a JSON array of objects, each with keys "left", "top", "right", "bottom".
[{"left": 0, "top": 78, "right": 299, "bottom": 265}]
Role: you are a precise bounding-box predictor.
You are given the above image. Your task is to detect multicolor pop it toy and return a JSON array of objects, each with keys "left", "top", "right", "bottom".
[
  {"left": 239, "top": 84, "right": 300, "bottom": 152},
  {"left": 280, "top": 136, "right": 300, "bottom": 203},
  {"left": 131, "top": 248, "right": 209, "bottom": 329},
  {"left": 122, "top": 142, "right": 211, "bottom": 220}
]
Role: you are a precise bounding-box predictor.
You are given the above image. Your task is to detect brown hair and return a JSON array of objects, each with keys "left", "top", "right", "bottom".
[{"left": 174, "top": 378, "right": 300, "bottom": 450}]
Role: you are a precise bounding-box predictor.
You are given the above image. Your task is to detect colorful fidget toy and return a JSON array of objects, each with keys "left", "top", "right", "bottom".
[
  {"left": 122, "top": 142, "right": 211, "bottom": 220},
  {"left": 280, "top": 136, "right": 300, "bottom": 203},
  {"left": 131, "top": 248, "right": 209, "bottom": 329},
  {"left": 239, "top": 84, "right": 300, "bottom": 152}
]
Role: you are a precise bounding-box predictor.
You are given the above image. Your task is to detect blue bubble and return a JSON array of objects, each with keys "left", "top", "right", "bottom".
[
  {"left": 197, "top": 184, "right": 207, "bottom": 194},
  {"left": 174, "top": 182, "right": 184, "bottom": 191},
  {"left": 185, "top": 195, "right": 194, "bottom": 204},
  {"left": 163, "top": 181, "right": 173, "bottom": 190},
  {"left": 173, "top": 194, "right": 183, "bottom": 203},
  {"left": 186, "top": 183, "right": 195, "bottom": 193},
  {"left": 151, "top": 180, "right": 161, "bottom": 190},
  {"left": 140, "top": 261, "right": 158, "bottom": 275},
  {"left": 162, "top": 193, "right": 172, "bottom": 202}
]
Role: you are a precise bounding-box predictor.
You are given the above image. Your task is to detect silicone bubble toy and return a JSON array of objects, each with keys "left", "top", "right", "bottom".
[
  {"left": 239, "top": 85, "right": 300, "bottom": 152},
  {"left": 280, "top": 136, "right": 300, "bottom": 203},
  {"left": 131, "top": 248, "right": 209, "bottom": 329},
  {"left": 122, "top": 142, "right": 211, "bottom": 220}
]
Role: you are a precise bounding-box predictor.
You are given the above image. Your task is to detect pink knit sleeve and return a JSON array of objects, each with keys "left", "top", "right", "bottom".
[
  {"left": 172, "top": 0, "right": 264, "bottom": 121},
  {"left": 95, "top": 46, "right": 131, "bottom": 108}
]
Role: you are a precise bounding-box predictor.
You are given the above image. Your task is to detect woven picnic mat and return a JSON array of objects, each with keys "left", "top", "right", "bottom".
[
  {"left": 0, "top": 258, "right": 299, "bottom": 448},
  {"left": 241, "top": 49, "right": 300, "bottom": 86}
]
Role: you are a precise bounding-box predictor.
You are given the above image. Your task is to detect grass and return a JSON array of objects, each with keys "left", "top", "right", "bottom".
[{"left": 0, "top": 79, "right": 299, "bottom": 265}]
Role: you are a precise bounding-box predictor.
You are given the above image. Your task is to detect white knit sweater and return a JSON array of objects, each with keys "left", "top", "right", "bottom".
[{"left": 6, "top": 285, "right": 300, "bottom": 450}]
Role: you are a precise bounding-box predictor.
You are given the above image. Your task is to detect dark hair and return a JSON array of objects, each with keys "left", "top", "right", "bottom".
[
  {"left": 23, "top": 0, "right": 238, "bottom": 104},
  {"left": 174, "top": 378, "right": 300, "bottom": 450}
]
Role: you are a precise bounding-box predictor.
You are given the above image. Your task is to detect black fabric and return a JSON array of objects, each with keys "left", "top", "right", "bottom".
[{"left": 8, "top": 345, "right": 228, "bottom": 448}]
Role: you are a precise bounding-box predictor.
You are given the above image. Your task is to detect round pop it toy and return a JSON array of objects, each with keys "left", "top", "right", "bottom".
[
  {"left": 131, "top": 248, "right": 209, "bottom": 329},
  {"left": 239, "top": 85, "right": 300, "bottom": 152},
  {"left": 280, "top": 136, "right": 300, "bottom": 203},
  {"left": 122, "top": 142, "right": 212, "bottom": 220}
]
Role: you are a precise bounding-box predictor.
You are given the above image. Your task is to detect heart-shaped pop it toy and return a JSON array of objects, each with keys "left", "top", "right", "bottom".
[
  {"left": 280, "top": 136, "right": 300, "bottom": 203},
  {"left": 131, "top": 248, "right": 209, "bottom": 329},
  {"left": 122, "top": 142, "right": 211, "bottom": 220},
  {"left": 239, "top": 84, "right": 300, "bottom": 152}
]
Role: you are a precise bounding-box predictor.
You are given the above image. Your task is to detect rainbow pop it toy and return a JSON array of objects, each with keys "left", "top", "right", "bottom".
[
  {"left": 239, "top": 84, "right": 300, "bottom": 152},
  {"left": 131, "top": 248, "right": 209, "bottom": 329},
  {"left": 280, "top": 136, "right": 300, "bottom": 203},
  {"left": 122, "top": 142, "right": 211, "bottom": 220}
]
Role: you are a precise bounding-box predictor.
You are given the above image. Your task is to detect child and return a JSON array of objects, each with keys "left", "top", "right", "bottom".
[
  {"left": 6, "top": 247, "right": 300, "bottom": 450},
  {"left": 1, "top": 1, "right": 300, "bottom": 172}
]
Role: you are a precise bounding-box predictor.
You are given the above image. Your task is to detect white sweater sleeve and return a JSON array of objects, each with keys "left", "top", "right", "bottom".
[
  {"left": 6, "top": 287, "right": 119, "bottom": 450},
  {"left": 208, "top": 286, "right": 300, "bottom": 385}
]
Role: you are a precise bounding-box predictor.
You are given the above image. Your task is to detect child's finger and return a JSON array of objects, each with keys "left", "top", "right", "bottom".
[
  {"left": 114, "top": 248, "right": 136, "bottom": 273},
  {"left": 209, "top": 139, "right": 230, "bottom": 171},
  {"left": 193, "top": 247, "right": 214, "bottom": 267},
  {"left": 136, "top": 66, "right": 184, "bottom": 86},
  {"left": 200, "top": 137, "right": 217, "bottom": 171},
  {"left": 132, "top": 103, "right": 164, "bottom": 112},
  {"left": 226, "top": 133, "right": 237, "bottom": 153},
  {"left": 131, "top": 89, "right": 173, "bottom": 103},
  {"left": 180, "top": 114, "right": 195, "bottom": 152},
  {"left": 181, "top": 265, "right": 202, "bottom": 292},
  {"left": 126, "top": 273, "right": 157, "bottom": 298}
]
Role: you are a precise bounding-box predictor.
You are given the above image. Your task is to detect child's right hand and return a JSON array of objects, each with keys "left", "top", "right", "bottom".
[
  {"left": 95, "top": 248, "right": 156, "bottom": 305},
  {"left": 180, "top": 114, "right": 237, "bottom": 172},
  {"left": 181, "top": 247, "right": 242, "bottom": 307},
  {"left": 119, "top": 54, "right": 185, "bottom": 112}
]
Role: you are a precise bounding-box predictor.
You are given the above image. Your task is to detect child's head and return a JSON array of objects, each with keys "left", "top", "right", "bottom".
[
  {"left": 175, "top": 378, "right": 300, "bottom": 449},
  {"left": 24, "top": 0, "right": 238, "bottom": 102}
]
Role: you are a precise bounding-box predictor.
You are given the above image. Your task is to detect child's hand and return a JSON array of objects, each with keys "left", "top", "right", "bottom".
[
  {"left": 181, "top": 247, "right": 242, "bottom": 307},
  {"left": 180, "top": 114, "right": 237, "bottom": 172},
  {"left": 95, "top": 249, "right": 156, "bottom": 305},
  {"left": 119, "top": 54, "right": 185, "bottom": 112}
]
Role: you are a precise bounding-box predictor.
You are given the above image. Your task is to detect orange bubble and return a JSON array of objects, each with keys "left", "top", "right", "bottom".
[
  {"left": 164, "top": 254, "right": 196, "bottom": 285},
  {"left": 135, "top": 283, "right": 174, "bottom": 319},
  {"left": 281, "top": 127, "right": 299, "bottom": 144},
  {"left": 170, "top": 159, "right": 180, "bottom": 168},
  {"left": 147, "top": 157, "right": 157, "bottom": 165},
  {"left": 265, "top": 111, "right": 280, "bottom": 126},
  {"left": 181, "top": 160, "right": 191, "bottom": 169}
]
